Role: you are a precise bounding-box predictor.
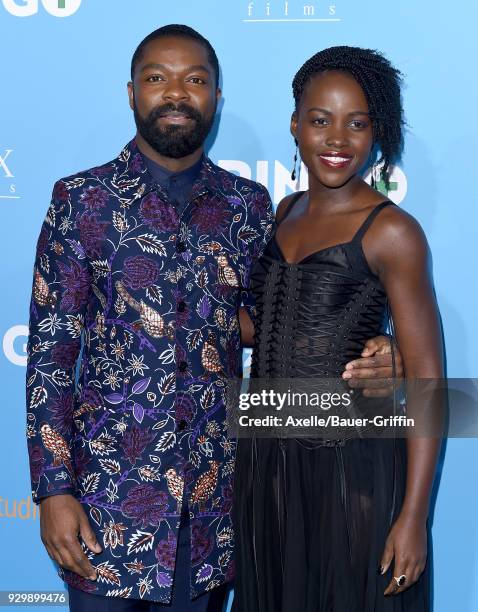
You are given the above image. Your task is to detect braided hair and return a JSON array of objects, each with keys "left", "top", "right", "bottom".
[{"left": 292, "top": 46, "right": 404, "bottom": 184}]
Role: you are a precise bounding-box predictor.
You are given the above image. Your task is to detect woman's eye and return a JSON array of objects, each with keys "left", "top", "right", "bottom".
[
  {"left": 350, "top": 120, "right": 367, "bottom": 129},
  {"left": 312, "top": 117, "right": 329, "bottom": 126}
]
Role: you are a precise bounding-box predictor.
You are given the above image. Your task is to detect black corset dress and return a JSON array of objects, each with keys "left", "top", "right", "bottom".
[{"left": 233, "top": 197, "right": 430, "bottom": 612}]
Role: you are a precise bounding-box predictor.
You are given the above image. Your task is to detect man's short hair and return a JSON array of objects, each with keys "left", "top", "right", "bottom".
[{"left": 131, "top": 24, "right": 220, "bottom": 87}]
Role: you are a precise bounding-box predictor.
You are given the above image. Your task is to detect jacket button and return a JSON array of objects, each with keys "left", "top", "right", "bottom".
[
  {"left": 176, "top": 241, "right": 187, "bottom": 253},
  {"left": 177, "top": 301, "right": 186, "bottom": 313},
  {"left": 178, "top": 361, "right": 188, "bottom": 372},
  {"left": 176, "top": 419, "right": 187, "bottom": 431}
]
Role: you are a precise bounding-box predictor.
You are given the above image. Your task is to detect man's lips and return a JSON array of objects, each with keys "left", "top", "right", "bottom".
[
  {"left": 157, "top": 111, "right": 193, "bottom": 124},
  {"left": 319, "top": 152, "right": 354, "bottom": 169}
]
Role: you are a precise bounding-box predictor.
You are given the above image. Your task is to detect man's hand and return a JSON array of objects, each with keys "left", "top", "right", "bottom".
[
  {"left": 40, "top": 494, "right": 102, "bottom": 580},
  {"left": 342, "top": 335, "right": 403, "bottom": 397}
]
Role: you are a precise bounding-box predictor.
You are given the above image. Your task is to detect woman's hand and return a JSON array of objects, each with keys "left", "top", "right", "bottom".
[{"left": 380, "top": 512, "right": 427, "bottom": 596}]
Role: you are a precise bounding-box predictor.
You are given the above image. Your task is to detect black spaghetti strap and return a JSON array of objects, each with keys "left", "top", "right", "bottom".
[
  {"left": 351, "top": 201, "right": 394, "bottom": 243},
  {"left": 275, "top": 191, "right": 304, "bottom": 228}
]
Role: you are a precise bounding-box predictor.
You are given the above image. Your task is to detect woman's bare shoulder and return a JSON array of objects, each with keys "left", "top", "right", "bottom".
[
  {"left": 275, "top": 192, "right": 304, "bottom": 223},
  {"left": 367, "top": 203, "right": 429, "bottom": 259}
]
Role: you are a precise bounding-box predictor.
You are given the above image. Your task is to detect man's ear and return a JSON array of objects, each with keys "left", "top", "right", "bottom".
[{"left": 127, "top": 82, "right": 134, "bottom": 111}]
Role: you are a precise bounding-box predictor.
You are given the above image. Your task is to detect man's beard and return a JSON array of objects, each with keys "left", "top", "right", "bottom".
[{"left": 133, "top": 101, "right": 215, "bottom": 159}]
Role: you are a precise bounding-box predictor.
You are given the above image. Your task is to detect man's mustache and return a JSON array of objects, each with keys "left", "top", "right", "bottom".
[{"left": 148, "top": 103, "right": 201, "bottom": 123}]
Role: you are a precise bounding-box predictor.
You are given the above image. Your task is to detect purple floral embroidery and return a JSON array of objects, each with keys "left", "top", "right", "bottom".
[
  {"left": 130, "top": 153, "right": 143, "bottom": 174},
  {"left": 28, "top": 444, "right": 45, "bottom": 483},
  {"left": 227, "top": 195, "right": 242, "bottom": 207},
  {"left": 57, "top": 257, "right": 90, "bottom": 313},
  {"left": 156, "top": 572, "right": 173, "bottom": 588},
  {"left": 91, "top": 164, "right": 113, "bottom": 177},
  {"left": 51, "top": 341, "right": 80, "bottom": 369},
  {"left": 140, "top": 192, "right": 178, "bottom": 232},
  {"left": 155, "top": 532, "right": 177, "bottom": 570},
  {"left": 47, "top": 392, "right": 74, "bottom": 436},
  {"left": 120, "top": 424, "right": 156, "bottom": 464},
  {"left": 121, "top": 484, "right": 169, "bottom": 528},
  {"left": 63, "top": 572, "right": 99, "bottom": 594},
  {"left": 123, "top": 255, "right": 160, "bottom": 290},
  {"left": 175, "top": 344, "right": 189, "bottom": 379},
  {"left": 197, "top": 295, "right": 211, "bottom": 320},
  {"left": 250, "top": 191, "right": 268, "bottom": 216},
  {"left": 36, "top": 227, "right": 49, "bottom": 258},
  {"left": 26, "top": 140, "right": 274, "bottom": 602},
  {"left": 72, "top": 445, "right": 92, "bottom": 477},
  {"left": 218, "top": 169, "right": 234, "bottom": 191},
  {"left": 191, "top": 520, "right": 214, "bottom": 566},
  {"left": 53, "top": 181, "right": 69, "bottom": 202},
  {"left": 175, "top": 393, "right": 197, "bottom": 425},
  {"left": 196, "top": 563, "right": 213, "bottom": 583},
  {"left": 190, "top": 196, "right": 232, "bottom": 237},
  {"left": 75, "top": 212, "right": 109, "bottom": 258},
  {"left": 214, "top": 282, "right": 236, "bottom": 300},
  {"left": 79, "top": 186, "right": 109, "bottom": 211}
]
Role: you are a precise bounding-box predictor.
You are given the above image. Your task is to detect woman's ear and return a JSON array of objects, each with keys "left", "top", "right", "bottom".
[{"left": 290, "top": 111, "right": 298, "bottom": 140}]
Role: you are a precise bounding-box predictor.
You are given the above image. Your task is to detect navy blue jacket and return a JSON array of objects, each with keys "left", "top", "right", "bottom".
[{"left": 26, "top": 139, "right": 273, "bottom": 602}]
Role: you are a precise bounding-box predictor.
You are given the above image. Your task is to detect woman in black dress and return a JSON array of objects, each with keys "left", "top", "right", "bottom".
[{"left": 234, "top": 47, "right": 443, "bottom": 611}]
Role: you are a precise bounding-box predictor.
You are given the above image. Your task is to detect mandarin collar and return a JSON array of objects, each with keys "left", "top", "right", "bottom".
[
  {"left": 141, "top": 151, "right": 203, "bottom": 186},
  {"left": 120, "top": 139, "right": 221, "bottom": 201}
]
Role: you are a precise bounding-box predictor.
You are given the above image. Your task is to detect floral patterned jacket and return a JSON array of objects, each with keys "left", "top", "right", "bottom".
[{"left": 26, "top": 139, "right": 273, "bottom": 602}]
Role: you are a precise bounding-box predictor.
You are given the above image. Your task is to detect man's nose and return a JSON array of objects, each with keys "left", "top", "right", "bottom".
[{"left": 162, "top": 79, "right": 189, "bottom": 102}]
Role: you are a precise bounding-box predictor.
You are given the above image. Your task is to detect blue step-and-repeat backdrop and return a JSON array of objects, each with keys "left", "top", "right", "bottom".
[{"left": 1, "top": 1, "right": 476, "bottom": 610}]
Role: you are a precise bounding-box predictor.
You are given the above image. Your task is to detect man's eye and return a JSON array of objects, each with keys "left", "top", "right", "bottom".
[
  {"left": 188, "top": 77, "right": 206, "bottom": 84},
  {"left": 147, "top": 75, "right": 164, "bottom": 82}
]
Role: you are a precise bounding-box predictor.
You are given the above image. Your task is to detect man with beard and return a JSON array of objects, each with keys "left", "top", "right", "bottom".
[{"left": 26, "top": 25, "right": 401, "bottom": 612}]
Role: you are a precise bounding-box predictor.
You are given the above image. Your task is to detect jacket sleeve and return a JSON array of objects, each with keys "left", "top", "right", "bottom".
[
  {"left": 26, "top": 180, "right": 90, "bottom": 504},
  {"left": 241, "top": 186, "right": 275, "bottom": 321}
]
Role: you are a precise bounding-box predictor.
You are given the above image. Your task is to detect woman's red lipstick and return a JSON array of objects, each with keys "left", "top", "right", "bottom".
[{"left": 319, "top": 151, "right": 353, "bottom": 169}]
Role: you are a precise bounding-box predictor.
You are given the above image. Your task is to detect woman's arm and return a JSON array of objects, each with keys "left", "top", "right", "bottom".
[{"left": 365, "top": 206, "right": 444, "bottom": 596}]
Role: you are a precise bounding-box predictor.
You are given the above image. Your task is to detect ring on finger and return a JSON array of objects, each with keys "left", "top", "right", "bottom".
[{"left": 394, "top": 574, "right": 407, "bottom": 587}]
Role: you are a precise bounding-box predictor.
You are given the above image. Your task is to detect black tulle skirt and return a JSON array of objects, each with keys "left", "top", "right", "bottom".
[{"left": 232, "top": 436, "right": 430, "bottom": 612}]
